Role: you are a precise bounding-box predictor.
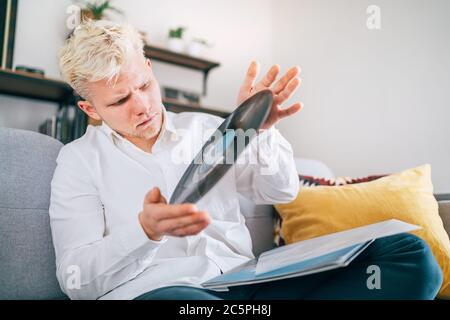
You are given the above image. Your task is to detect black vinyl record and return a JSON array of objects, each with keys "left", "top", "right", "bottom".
[{"left": 169, "top": 89, "right": 273, "bottom": 204}]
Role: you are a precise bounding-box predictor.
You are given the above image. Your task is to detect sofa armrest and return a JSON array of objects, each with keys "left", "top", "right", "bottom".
[{"left": 436, "top": 194, "right": 450, "bottom": 237}]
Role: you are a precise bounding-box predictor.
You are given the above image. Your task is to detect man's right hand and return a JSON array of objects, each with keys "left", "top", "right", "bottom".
[{"left": 138, "top": 187, "right": 211, "bottom": 241}]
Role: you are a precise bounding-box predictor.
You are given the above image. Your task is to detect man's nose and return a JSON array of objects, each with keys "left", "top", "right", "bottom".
[{"left": 130, "top": 92, "right": 150, "bottom": 115}]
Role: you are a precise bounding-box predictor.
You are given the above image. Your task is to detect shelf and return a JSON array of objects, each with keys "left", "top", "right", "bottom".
[
  {"left": 0, "top": 68, "right": 229, "bottom": 118},
  {"left": 163, "top": 97, "right": 230, "bottom": 118},
  {"left": 436, "top": 194, "right": 450, "bottom": 201},
  {"left": 0, "top": 68, "right": 73, "bottom": 104},
  {"left": 144, "top": 44, "right": 220, "bottom": 95}
]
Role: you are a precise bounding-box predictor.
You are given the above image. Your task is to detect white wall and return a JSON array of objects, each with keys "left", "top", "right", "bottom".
[
  {"left": 272, "top": 0, "right": 450, "bottom": 193},
  {"left": 1, "top": 0, "right": 449, "bottom": 192}
]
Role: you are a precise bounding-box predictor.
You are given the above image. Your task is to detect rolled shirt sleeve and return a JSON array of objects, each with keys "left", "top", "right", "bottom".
[{"left": 234, "top": 127, "right": 300, "bottom": 204}]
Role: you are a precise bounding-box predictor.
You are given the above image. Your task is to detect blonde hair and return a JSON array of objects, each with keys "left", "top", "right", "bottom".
[{"left": 59, "top": 20, "right": 144, "bottom": 99}]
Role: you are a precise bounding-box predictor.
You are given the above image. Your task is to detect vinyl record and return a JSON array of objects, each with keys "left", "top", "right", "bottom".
[{"left": 169, "top": 89, "right": 273, "bottom": 204}]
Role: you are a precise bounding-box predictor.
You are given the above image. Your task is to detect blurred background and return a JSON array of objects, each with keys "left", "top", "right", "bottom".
[{"left": 0, "top": 0, "right": 449, "bottom": 192}]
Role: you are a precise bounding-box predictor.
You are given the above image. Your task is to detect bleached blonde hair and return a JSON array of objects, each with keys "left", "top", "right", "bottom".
[{"left": 59, "top": 20, "right": 144, "bottom": 99}]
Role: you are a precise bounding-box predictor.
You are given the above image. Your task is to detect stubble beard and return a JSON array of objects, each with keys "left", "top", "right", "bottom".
[{"left": 134, "top": 113, "right": 162, "bottom": 140}]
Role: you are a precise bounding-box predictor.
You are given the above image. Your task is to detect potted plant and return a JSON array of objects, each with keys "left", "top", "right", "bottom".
[
  {"left": 187, "top": 38, "right": 213, "bottom": 58},
  {"left": 167, "top": 26, "right": 186, "bottom": 53},
  {"left": 78, "top": 0, "right": 123, "bottom": 21}
]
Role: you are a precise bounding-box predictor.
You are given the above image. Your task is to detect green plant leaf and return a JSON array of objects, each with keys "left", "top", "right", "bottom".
[
  {"left": 168, "top": 26, "right": 186, "bottom": 39},
  {"left": 84, "top": 0, "right": 123, "bottom": 20}
]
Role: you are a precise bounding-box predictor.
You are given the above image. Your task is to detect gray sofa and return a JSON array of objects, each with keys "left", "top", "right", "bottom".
[{"left": 1, "top": 127, "right": 449, "bottom": 300}]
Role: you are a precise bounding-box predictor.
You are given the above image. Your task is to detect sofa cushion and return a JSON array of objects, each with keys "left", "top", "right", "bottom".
[
  {"left": 240, "top": 195, "right": 277, "bottom": 256},
  {"left": 274, "top": 173, "right": 387, "bottom": 246},
  {"left": 298, "top": 174, "right": 387, "bottom": 187},
  {"left": 0, "top": 128, "right": 66, "bottom": 299},
  {"left": 275, "top": 164, "right": 450, "bottom": 298}
]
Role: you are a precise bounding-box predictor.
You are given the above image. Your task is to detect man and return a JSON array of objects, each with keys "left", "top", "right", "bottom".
[{"left": 50, "top": 20, "right": 442, "bottom": 300}]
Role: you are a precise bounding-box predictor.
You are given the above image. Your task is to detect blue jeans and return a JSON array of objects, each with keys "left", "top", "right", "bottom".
[{"left": 134, "top": 233, "right": 443, "bottom": 300}]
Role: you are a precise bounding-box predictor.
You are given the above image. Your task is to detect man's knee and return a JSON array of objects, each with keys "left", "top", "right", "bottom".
[
  {"left": 374, "top": 233, "right": 443, "bottom": 299},
  {"left": 405, "top": 234, "right": 443, "bottom": 299}
]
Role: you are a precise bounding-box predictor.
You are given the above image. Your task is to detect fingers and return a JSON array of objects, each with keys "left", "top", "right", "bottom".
[
  {"left": 140, "top": 196, "right": 211, "bottom": 240},
  {"left": 273, "top": 66, "right": 301, "bottom": 94},
  {"left": 144, "top": 187, "right": 167, "bottom": 204},
  {"left": 238, "top": 61, "right": 260, "bottom": 103},
  {"left": 149, "top": 202, "right": 199, "bottom": 222},
  {"left": 158, "top": 211, "right": 211, "bottom": 236},
  {"left": 276, "top": 77, "right": 302, "bottom": 105},
  {"left": 255, "top": 64, "right": 280, "bottom": 91},
  {"left": 277, "top": 102, "right": 303, "bottom": 119},
  {"left": 144, "top": 187, "right": 160, "bottom": 204},
  {"left": 171, "top": 213, "right": 211, "bottom": 237},
  {"left": 238, "top": 63, "right": 301, "bottom": 106},
  {"left": 141, "top": 187, "right": 212, "bottom": 239},
  {"left": 246, "top": 60, "right": 260, "bottom": 80},
  {"left": 171, "top": 222, "right": 208, "bottom": 237}
]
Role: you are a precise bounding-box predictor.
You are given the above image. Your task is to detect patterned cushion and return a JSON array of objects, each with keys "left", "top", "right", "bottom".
[
  {"left": 274, "top": 174, "right": 388, "bottom": 246},
  {"left": 298, "top": 174, "right": 387, "bottom": 187}
]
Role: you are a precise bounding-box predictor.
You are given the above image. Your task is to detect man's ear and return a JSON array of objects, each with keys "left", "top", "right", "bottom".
[
  {"left": 146, "top": 58, "right": 152, "bottom": 68},
  {"left": 77, "top": 100, "right": 102, "bottom": 121}
]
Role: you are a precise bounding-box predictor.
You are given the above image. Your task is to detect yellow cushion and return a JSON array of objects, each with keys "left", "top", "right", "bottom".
[{"left": 275, "top": 164, "right": 450, "bottom": 298}]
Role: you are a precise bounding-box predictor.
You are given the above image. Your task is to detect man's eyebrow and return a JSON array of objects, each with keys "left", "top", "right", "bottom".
[
  {"left": 106, "top": 92, "right": 131, "bottom": 106},
  {"left": 105, "top": 76, "right": 151, "bottom": 106},
  {"left": 140, "top": 76, "right": 151, "bottom": 86}
]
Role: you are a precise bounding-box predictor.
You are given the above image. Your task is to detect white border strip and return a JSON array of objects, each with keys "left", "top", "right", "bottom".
[{"left": 2, "top": 0, "right": 12, "bottom": 68}]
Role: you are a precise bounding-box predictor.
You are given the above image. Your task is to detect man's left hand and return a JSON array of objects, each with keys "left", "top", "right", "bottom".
[{"left": 237, "top": 61, "right": 303, "bottom": 130}]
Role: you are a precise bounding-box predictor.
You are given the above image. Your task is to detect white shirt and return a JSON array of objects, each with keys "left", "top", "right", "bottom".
[{"left": 49, "top": 106, "right": 299, "bottom": 300}]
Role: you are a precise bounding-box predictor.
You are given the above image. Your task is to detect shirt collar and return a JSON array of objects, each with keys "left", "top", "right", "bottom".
[
  {"left": 160, "top": 105, "right": 177, "bottom": 137},
  {"left": 99, "top": 106, "right": 177, "bottom": 145}
]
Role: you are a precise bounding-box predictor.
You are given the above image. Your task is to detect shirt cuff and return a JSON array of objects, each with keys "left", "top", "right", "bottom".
[
  {"left": 254, "top": 127, "right": 281, "bottom": 163},
  {"left": 252, "top": 126, "right": 296, "bottom": 176},
  {"left": 116, "top": 215, "right": 167, "bottom": 259}
]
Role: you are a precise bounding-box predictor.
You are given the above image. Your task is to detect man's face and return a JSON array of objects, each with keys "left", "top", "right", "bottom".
[{"left": 79, "top": 53, "right": 164, "bottom": 142}]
